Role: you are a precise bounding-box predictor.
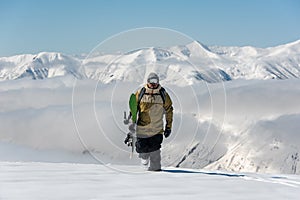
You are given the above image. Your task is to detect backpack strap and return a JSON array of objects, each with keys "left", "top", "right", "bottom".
[
  {"left": 137, "top": 86, "right": 166, "bottom": 106},
  {"left": 137, "top": 87, "right": 146, "bottom": 106},
  {"left": 159, "top": 87, "right": 166, "bottom": 104}
]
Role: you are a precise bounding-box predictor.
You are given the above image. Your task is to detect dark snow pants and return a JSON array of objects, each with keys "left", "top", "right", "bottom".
[{"left": 135, "top": 134, "right": 163, "bottom": 171}]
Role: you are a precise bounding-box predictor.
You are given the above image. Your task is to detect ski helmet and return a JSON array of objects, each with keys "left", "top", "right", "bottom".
[{"left": 147, "top": 72, "right": 159, "bottom": 84}]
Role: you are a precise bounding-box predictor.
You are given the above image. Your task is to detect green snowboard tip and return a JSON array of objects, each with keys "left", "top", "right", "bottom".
[{"left": 129, "top": 93, "right": 137, "bottom": 123}]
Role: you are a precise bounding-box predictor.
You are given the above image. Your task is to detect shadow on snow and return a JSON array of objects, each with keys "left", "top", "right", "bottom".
[{"left": 162, "top": 169, "right": 245, "bottom": 178}]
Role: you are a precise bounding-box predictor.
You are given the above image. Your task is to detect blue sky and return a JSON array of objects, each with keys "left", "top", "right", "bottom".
[{"left": 0, "top": 0, "right": 300, "bottom": 56}]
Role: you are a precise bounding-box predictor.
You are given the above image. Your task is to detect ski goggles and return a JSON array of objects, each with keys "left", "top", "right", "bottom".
[{"left": 148, "top": 78, "right": 159, "bottom": 84}]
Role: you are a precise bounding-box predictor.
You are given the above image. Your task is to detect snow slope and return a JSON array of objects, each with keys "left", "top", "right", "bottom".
[
  {"left": 176, "top": 79, "right": 300, "bottom": 174},
  {"left": 1, "top": 40, "right": 300, "bottom": 84},
  {"left": 0, "top": 162, "right": 300, "bottom": 200}
]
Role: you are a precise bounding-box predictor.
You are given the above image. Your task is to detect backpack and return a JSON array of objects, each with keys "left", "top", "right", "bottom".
[{"left": 137, "top": 87, "right": 166, "bottom": 107}]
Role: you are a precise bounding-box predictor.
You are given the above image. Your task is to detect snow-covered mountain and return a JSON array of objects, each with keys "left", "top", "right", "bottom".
[
  {"left": 168, "top": 79, "right": 300, "bottom": 174},
  {"left": 1, "top": 40, "right": 300, "bottom": 176},
  {"left": 0, "top": 52, "right": 83, "bottom": 80},
  {"left": 1, "top": 40, "right": 300, "bottom": 84},
  {"left": 209, "top": 39, "right": 300, "bottom": 80}
]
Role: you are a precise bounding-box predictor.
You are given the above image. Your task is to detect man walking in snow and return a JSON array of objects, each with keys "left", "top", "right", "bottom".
[{"left": 125, "top": 72, "right": 173, "bottom": 171}]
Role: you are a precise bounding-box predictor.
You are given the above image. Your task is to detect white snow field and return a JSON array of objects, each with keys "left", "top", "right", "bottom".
[
  {"left": 1, "top": 162, "right": 300, "bottom": 200},
  {"left": 1, "top": 40, "right": 300, "bottom": 199}
]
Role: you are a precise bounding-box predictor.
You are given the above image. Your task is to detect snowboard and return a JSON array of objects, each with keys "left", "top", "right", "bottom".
[
  {"left": 129, "top": 93, "right": 137, "bottom": 123},
  {"left": 123, "top": 93, "right": 138, "bottom": 158}
]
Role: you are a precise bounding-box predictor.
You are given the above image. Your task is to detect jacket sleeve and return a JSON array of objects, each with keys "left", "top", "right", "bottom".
[{"left": 164, "top": 92, "right": 173, "bottom": 129}]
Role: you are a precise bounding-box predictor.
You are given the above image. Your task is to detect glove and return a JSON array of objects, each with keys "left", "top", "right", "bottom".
[
  {"left": 124, "top": 133, "right": 133, "bottom": 146},
  {"left": 164, "top": 128, "right": 171, "bottom": 138}
]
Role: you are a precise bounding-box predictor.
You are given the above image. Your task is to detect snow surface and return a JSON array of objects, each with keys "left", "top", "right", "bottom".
[{"left": 1, "top": 162, "right": 300, "bottom": 200}]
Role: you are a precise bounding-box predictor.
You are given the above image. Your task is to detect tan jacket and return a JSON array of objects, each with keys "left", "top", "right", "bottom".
[{"left": 135, "top": 84, "right": 173, "bottom": 137}]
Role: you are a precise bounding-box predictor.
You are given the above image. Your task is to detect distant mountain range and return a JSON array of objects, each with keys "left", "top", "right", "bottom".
[{"left": 1, "top": 40, "right": 300, "bottom": 85}]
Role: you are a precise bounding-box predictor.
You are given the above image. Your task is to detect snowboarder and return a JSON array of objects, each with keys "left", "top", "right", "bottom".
[{"left": 125, "top": 72, "right": 173, "bottom": 171}]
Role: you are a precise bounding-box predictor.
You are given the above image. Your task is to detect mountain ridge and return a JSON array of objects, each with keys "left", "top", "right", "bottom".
[{"left": 1, "top": 39, "right": 300, "bottom": 84}]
